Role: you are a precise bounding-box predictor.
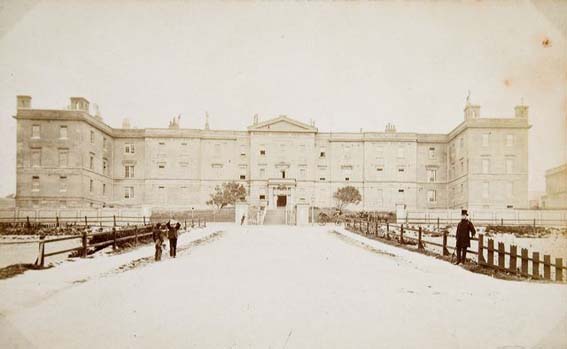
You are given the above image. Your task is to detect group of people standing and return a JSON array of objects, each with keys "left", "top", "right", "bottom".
[{"left": 152, "top": 220, "right": 181, "bottom": 261}]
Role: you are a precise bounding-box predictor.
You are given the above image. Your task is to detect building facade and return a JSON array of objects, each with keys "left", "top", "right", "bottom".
[
  {"left": 542, "top": 163, "right": 567, "bottom": 209},
  {"left": 14, "top": 95, "right": 531, "bottom": 211}
]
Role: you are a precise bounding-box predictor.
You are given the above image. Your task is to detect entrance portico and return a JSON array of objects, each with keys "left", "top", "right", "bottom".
[{"left": 267, "top": 178, "right": 296, "bottom": 208}]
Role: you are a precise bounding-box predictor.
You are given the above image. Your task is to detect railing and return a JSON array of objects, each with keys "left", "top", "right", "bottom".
[
  {"left": 344, "top": 219, "right": 566, "bottom": 283},
  {"left": 0, "top": 216, "right": 208, "bottom": 269},
  {"left": 401, "top": 217, "right": 567, "bottom": 227}
]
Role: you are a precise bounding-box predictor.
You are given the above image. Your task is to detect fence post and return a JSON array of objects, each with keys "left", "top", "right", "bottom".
[
  {"left": 143, "top": 216, "right": 146, "bottom": 225},
  {"left": 543, "top": 255, "right": 551, "bottom": 280},
  {"left": 509, "top": 245, "right": 517, "bottom": 274},
  {"left": 113, "top": 215, "right": 116, "bottom": 227},
  {"left": 500, "top": 218, "right": 503, "bottom": 226},
  {"left": 400, "top": 224, "right": 404, "bottom": 244},
  {"left": 81, "top": 230, "right": 87, "bottom": 258},
  {"left": 386, "top": 222, "right": 389, "bottom": 239},
  {"left": 204, "top": 218, "right": 207, "bottom": 228},
  {"left": 56, "top": 215, "right": 60, "bottom": 228},
  {"left": 366, "top": 221, "right": 370, "bottom": 235},
  {"left": 437, "top": 217, "right": 440, "bottom": 232},
  {"left": 84, "top": 215, "right": 88, "bottom": 228},
  {"left": 521, "top": 248, "right": 529, "bottom": 276},
  {"left": 36, "top": 235, "right": 45, "bottom": 268},
  {"left": 555, "top": 258, "right": 563, "bottom": 282},
  {"left": 191, "top": 218, "right": 194, "bottom": 228},
  {"left": 442, "top": 230, "right": 449, "bottom": 256},
  {"left": 26, "top": 216, "right": 31, "bottom": 234},
  {"left": 112, "top": 227, "right": 117, "bottom": 250},
  {"left": 497, "top": 242, "right": 505, "bottom": 271},
  {"left": 533, "top": 218, "right": 536, "bottom": 235},
  {"left": 487, "top": 239, "right": 494, "bottom": 268},
  {"left": 418, "top": 226, "right": 424, "bottom": 250},
  {"left": 477, "top": 234, "right": 485, "bottom": 264},
  {"left": 532, "top": 252, "right": 540, "bottom": 279},
  {"left": 134, "top": 225, "right": 139, "bottom": 247}
]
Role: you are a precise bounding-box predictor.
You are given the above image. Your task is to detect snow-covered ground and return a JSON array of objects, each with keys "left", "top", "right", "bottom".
[{"left": 0, "top": 224, "right": 565, "bottom": 348}]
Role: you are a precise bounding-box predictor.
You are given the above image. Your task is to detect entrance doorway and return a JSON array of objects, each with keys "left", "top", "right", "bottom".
[{"left": 277, "top": 195, "right": 287, "bottom": 207}]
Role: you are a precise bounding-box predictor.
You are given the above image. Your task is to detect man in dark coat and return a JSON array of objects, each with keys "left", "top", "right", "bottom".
[
  {"left": 152, "top": 223, "right": 164, "bottom": 261},
  {"left": 455, "top": 209, "right": 476, "bottom": 265},
  {"left": 166, "top": 220, "right": 181, "bottom": 258}
]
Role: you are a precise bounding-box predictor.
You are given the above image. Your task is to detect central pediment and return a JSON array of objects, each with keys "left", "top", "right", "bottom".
[{"left": 247, "top": 115, "right": 318, "bottom": 133}]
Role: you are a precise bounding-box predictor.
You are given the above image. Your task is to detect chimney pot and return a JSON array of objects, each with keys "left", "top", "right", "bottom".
[{"left": 17, "top": 95, "right": 32, "bottom": 109}]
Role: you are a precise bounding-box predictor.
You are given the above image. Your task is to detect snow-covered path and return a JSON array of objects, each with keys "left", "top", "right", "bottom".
[{"left": 1, "top": 224, "right": 566, "bottom": 348}]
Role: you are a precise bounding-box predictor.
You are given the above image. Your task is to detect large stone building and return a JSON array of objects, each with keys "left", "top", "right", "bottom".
[
  {"left": 542, "top": 163, "right": 567, "bottom": 209},
  {"left": 14, "top": 95, "right": 530, "bottom": 212}
]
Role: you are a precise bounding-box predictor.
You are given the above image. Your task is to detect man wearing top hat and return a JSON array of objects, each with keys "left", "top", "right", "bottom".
[{"left": 455, "top": 209, "right": 476, "bottom": 265}]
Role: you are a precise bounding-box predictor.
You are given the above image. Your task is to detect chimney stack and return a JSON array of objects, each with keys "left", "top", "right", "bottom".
[
  {"left": 253, "top": 114, "right": 259, "bottom": 125},
  {"left": 70, "top": 97, "right": 90, "bottom": 112},
  {"left": 385, "top": 123, "right": 396, "bottom": 133},
  {"left": 514, "top": 105, "right": 528, "bottom": 119},
  {"left": 17, "top": 95, "right": 31, "bottom": 109},
  {"left": 122, "top": 118, "right": 131, "bottom": 129}
]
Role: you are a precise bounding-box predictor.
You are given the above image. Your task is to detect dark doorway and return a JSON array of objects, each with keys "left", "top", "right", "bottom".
[
  {"left": 281, "top": 170, "right": 286, "bottom": 179},
  {"left": 277, "top": 195, "right": 287, "bottom": 207}
]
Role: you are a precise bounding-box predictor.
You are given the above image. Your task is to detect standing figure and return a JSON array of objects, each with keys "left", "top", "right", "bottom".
[
  {"left": 152, "top": 223, "right": 164, "bottom": 261},
  {"left": 240, "top": 214, "right": 245, "bottom": 226},
  {"left": 455, "top": 209, "right": 476, "bottom": 265},
  {"left": 166, "top": 220, "right": 181, "bottom": 258}
]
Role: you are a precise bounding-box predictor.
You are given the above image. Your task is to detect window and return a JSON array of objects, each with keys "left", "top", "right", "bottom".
[
  {"left": 482, "top": 134, "right": 489, "bottom": 147},
  {"left": 320, "top": 147, "right": 326, "bottom": 158},
  {"left": 31, "top": 125, "right": 40, "bottom": 139},
  {"left": 428, "top": 147, "right": 436, "bottom": 160},
  {"left": 397, "top": 145, "right": 405, "bottom": 158},
  {"left": 319, "top": 177, "right": 326, "bottom": 181},
  {"left": 506, "top": 182, "right": 513, "bottom": 198},
  {"left": 281, "top": 170, "right": 286, "bottom": 179},
  {"left": 89, "top": 154, "right": 95, "bottom": 170},
  {"left": 427, "top": 190, "right": 436, "bottom": 203},
  {"left": 89, "top": 179, "right": 94, "bottom": 193},
  {"left": 506, "top": 135, "right": 514, "bottom": 147},
  {"left": 124, "top": 186, "right": 134, "bottom": 199},
  {"left": 125, "top": 165, "right": 135, "bottom": 178},
  {"left": 260, "top": 149, "right": 266, "bottom": 156},
  {"left": 427, "top": 169, "right": 436, "bottom": 182},
  {"left": 398, "top": 167, "right": 405, "bottom": 173},
  {"left": 345, "top": 177, "right": 350, "bottom": 181},
  {"left": 103, "top": 183, "right": 106, "bottom": 195},
  {"left": 376, "top": 167, "right": 384, "bottom": 172},
  {"left": 482, "top": 182, "right": 489, "bottom": 199},
  {"left": 481, "top": 159, "right": 490, "bottom": 174},
  {"left": 179, "top": 161, "right": 189, "bottom": 168},
  {"left": 159, "top": 142, "right": 165, "bottom": 146},
  {"left": 240, "top": 174, "right": 246, "bottom": 180},
  {"left": 59, "top": 126, "right": 68, "bottom": 139},
  {"left": 259, "top": 194, "right": 266, "bottom": 200},
  {"left": 158, "top": 162, "right": 166, "bottom": 169},
  {"left": 459, "top": 137, "right": 464, "bottom": 149},
  {"left": 506, "top": 158, "right": 514, "bottom": 174},
  {"left": 214, "top": 143, "right": 221, "bottom": 156},
  {"left": 103, "top": 137, "right": 107, "bottom": 150},
  {"left": 60, "top": 200, "right": 67, "bottom": 208},
  {"left": 32, "top": 176, "right": 40, "bottom": 191},
  {"left": 259, "top": 168, "right": 266, "bottom": 178},
  {"left": 300, "top": 168, "right": 306, "bottom": 178},
  {"left": 240, "top": 145, "right": 246, "bottom": 156},
  {"left": 460, "top": 158, "right": 465, "bottom": 173},
  {"left": 59, "top": 176, "right": 68, "bottom": 192},
  {"left": 58, "top": 149, "right": 69, "bottom": 167},
  {"left": 398, "top": 189, "right": 405, "bottom": 193},
  {"left": 90, "top": 130, "right": 95, "bottom": 144},
  {"left": 375, "top": 145, "right": 384, "bottom": 158},
  {"left": 103, "top": 159, "right": 108, "bottom": 175},
  {"left": 31, "top": 148, "right": 41, "bottom": 167},
  {"left": 460, "top": 183, "right": 464, "bottom": 193},
  {"left": 125, "top": 143, "right": 135, "bottom": 154}
]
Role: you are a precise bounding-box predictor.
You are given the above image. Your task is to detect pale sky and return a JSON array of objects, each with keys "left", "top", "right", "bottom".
[{"left": 0, "top": 0, "right": 565, "bottom": 197}]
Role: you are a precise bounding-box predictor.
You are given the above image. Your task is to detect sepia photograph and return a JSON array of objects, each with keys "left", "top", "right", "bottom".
[{"left": 0, "top": 0, "right": 566, "bottom": 348}]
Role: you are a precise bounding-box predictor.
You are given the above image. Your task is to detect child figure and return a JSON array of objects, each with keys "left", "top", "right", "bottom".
[{"left": 153, "top": 223, "right": 164, "bottom": 261}]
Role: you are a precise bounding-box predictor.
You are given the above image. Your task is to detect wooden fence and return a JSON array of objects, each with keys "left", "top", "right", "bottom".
[
  {"left": 345, "top": 219, "right": 566, "bottom": 283},
  {"left": 0, "top": 215, "right": 208, "bottom": 268}
]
